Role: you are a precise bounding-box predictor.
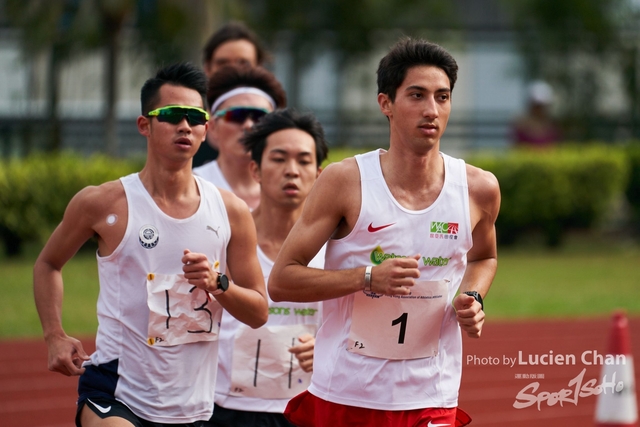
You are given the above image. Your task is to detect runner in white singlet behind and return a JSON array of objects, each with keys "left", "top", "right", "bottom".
[
  {"left": 269, "top": 38, "right": 501, "bottom": 427},
  {"left": 209, "top": 108, "right": 329, "bottom": 427}
]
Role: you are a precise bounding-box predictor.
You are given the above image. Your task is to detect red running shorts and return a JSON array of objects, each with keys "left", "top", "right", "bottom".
[{"left": 284, "top": 390, "right": 472, "bottom": 427}]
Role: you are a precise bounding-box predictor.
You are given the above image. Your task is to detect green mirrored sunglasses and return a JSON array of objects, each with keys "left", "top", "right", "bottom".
[{"left": 147, "top": 105, "right": 210, "bottom": 126}]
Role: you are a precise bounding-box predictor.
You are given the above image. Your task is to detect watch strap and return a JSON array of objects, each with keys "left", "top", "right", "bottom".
[
  {"left": 210, "top": 273, "right": 228, "bottom": 295},
  {"left": 463, "top": 291, "right": 484, "bottom": 311}
]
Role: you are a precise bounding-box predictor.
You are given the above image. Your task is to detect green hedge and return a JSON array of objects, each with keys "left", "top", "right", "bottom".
[
  {"left": 625, "top": 143, "right": 640, "bottom": 224},
  {"left": 0, "top": 153, "right": 141, "bottom": 255},
  {"left": 1, "top": 144, "right": 638, "bottom": 255},
  {"left": 470, "top": 145, "right": 629, "bottom": 246}
]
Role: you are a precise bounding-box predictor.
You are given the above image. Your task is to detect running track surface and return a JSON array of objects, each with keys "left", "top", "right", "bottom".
[{"left": 2, "top": 317, "right": 639, "bottom": 427}]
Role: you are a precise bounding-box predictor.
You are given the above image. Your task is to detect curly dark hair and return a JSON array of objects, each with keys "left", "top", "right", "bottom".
[{"left": 207, "top": 65, "right": 287, "bottom": 111}]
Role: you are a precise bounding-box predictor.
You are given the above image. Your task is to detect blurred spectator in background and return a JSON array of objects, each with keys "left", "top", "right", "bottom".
[
  {"left": 203, "top": 22, "right": 269, "bottom": 77},
  {"left": 194, "top": 22, "right": 270, "bottom": 166},
  {"left": 512, "top": 80, "right": 562, "bottom": 148}
]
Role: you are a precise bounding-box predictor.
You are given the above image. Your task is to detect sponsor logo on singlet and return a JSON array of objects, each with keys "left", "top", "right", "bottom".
[
  {"left": 139, "top": 224, "right": 159, "bottom": 249},
  {"left": 429, "top": 221, "right": 458, "bottom": 240},
  {"left": 370, "top": 246, "right": 450, "bottom": 267},
  {"left": 269, "top": 306, "right": 319, "bottom": 316},
  {"left": 422, "top": 256, "right": 451, "bottom": 267},
  {"left": 370, "top": 245, "right": 407, "bottom": 265}
]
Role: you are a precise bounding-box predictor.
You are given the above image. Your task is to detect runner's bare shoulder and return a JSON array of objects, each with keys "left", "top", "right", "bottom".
[
  {"left": 307, "top": 156, "right": 362, "bottom": 238},
  {"left": 465, "top": 164, "right": 500, "bottom": 218},
  {"left": 217, "top": 186, "right": 252, "bottom": 218},
  {"left": 65, "top": 179, "right": 127, "bottom": 228},
  {"left": 314, "top": 156, "right": 361, "bottom": 201}
]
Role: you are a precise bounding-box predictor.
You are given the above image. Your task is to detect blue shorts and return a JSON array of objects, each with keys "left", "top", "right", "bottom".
[
  {"left": 76, "top": 359, "right": 209, "bottom": 427},
  {"left": 78, "top": 396, "right": 210, "bottom": 427}
]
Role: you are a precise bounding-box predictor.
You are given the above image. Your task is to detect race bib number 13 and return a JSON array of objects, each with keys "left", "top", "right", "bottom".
[
  {"left": 146, "top": 273, "right": 222, "bottom": 347},
  {"left": 347, "top": 279, "right": 449, "bottom": 360}
]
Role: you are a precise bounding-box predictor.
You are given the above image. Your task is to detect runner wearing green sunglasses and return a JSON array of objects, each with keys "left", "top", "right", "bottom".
[
  {"left": 147, "top": 105, "right": 210, "bottom": 126},
  {"left": 34, "top": 62, "right": 268, "bottom": 427}
]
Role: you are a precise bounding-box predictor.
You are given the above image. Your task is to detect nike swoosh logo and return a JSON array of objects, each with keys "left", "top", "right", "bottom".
[
  {"left": 427, "top": 422, "right": 450, "bottom": 427},
  {"left": 368, "top": 222, "right": 395, "bottom": 232},
  {"left": 87, "top": 398, "right": 111, "bottom": 414}
]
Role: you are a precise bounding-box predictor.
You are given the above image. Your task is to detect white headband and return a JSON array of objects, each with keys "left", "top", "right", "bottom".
[{"left": 210, "top": 87, "right": 276, "bottom": 113}]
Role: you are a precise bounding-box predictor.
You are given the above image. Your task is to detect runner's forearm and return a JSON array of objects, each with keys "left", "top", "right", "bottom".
[
  {"left": 215, "top": 286, "right": 269, "bottom": 328},
  {"left": 269, "top": 264, "right": 364, "bottom": 303},
  {"left": 33, "top": 260, "right": 67, "bottom": 340},
  {"left": 458, "top": 257, "right": 497, "bottom": 298}
]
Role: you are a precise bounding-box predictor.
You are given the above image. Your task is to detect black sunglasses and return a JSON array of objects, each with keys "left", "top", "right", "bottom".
[
  {"left": 147, "top": 106, "right": 210, "bottom": 126},
  {"left": 213, "top": 106, "right": 269, "bottom": 124}
]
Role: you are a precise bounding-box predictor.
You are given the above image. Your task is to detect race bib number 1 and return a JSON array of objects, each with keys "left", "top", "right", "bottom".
[
  {"left": 347, "top": 279, "right": 449, "bottom": 360},
  {"left": 146, "top": 273, "right": 222, "bottom": 347}
]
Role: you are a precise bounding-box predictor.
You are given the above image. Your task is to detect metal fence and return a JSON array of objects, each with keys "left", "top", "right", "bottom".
[{"left": 1, "top": 112, "right": 635, "bottom": 160}]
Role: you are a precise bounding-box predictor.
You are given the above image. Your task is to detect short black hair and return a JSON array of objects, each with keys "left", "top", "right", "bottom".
[
  {"left": 202, "top": 22, "right": 268, "bottom": 66},
  {"left": 377, "top": 37, "right": 458, "bottom": 102},
  {"left": 140, "top": 62, "right": 207, "bottom": 115},
  {"left": 242, "top": 108, "right": 329, "bottom": 168},
  {"left": 208, "top": 65, "right": 287, "bottom": 111}
]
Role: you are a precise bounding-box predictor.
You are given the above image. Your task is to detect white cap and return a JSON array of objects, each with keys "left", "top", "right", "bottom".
[{"left": 528, "top": 80, "right": 554, "bottom": 105}]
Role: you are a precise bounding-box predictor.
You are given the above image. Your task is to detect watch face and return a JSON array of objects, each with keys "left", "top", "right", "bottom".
[{"left": 218, "top": 274, "right": 229, "bottom": 291}]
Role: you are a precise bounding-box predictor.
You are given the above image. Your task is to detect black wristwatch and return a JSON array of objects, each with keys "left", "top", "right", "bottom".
[
  {"left": 463, "top": 291, "right": 484, "bottom": 311},
  {"left": 211, "top": 273, "right": 229, "bottom": 295}
]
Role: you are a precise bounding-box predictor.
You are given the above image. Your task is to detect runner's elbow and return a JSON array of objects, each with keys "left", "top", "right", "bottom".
[
  {"left": 267, "top": 268, "right": 287, "bottom": 302},
  {"left": 245, "top": 302, "right": 269, "bottom": 329},
  {"left": 248, "top": 314, "right": 268, "bottom": 329},
  {"left": 268, "top": 281, "right": 286, "bottom": 302}
]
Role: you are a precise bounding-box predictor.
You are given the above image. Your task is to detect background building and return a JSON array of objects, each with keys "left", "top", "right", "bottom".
[{"left": 0, "top": 0, "right": 638, "bottom": 158}]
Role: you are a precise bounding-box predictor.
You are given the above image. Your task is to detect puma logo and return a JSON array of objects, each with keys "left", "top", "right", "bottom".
[{"left": 206, "top": 225, "right": 220, "bottom": 237}]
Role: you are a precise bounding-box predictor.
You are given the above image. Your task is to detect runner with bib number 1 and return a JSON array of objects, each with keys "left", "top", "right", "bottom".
[{"left": 269, "top": 38, "right": 500, "bottom": 427}]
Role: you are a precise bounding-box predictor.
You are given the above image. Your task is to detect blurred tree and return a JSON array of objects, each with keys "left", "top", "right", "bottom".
[
  {"left": 5, "top": 0, "right": 209, "bottom": 156},
  {"left": 135, "top": 0, "right": 214, "bottom": 66},
  {"left": 503, "top": 0, "right": 640, "bottom": 140},
  {"left": 86, "top": 0, "right": 137, "bottom": 158},
  {"left": 235, "top": 0, "right": 455, "bottom": 107},
  {"left": 5, "top": 0, "right": 82, "bottom": 152}
]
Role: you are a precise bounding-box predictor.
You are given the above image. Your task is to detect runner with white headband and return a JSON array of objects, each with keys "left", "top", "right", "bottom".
[
  {"left": 193, "top": 66, "right": 286, "bottom": 211},
  {"left": 210, "top": 87, "right": 276, "bottom": 113}
]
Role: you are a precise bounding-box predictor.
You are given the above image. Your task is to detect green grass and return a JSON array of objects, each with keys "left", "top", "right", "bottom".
[
  {"left": 1, "top": 233, "right": 639, "bottom": 340},
  {"left": 0, "top": 244, "right": 99, "bottom": 339},
  {"left": 490, "top": 242, "right": 640, "bottom": 319}
]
